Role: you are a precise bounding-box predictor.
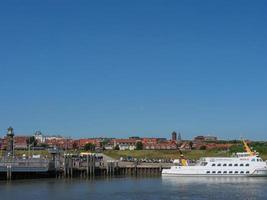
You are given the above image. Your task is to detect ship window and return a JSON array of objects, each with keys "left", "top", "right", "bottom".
[
  {"left": 235, "top": 171, "right": 238, "bottom": 174},
  {"left": 217, "top": 164, "right": 221, "bottom": 166},
  {"left": 234, "top": 164, "right": 238, "bottom": 166},
  {"left": 223, "top": 164, "right": 227, "bottom": 166},
  {"left": 206, "top": 171, "right": 210, "bottom": 174},
  {"left": 240, "top": 164, "right": 244, "bottom": 166},
  {"left": 212, "top": 171, "right": 216, "bottom": 174},
  {"left": 223, "top": 171, "right": 227, "bottom": 174},
  {"left": 246, "top": 171, "right": 250, "bottom": 174},
  {"left": 240, "top": 171, "right": 244, "bottom": 174},
  {"left": 229, "top": 171, "right": 233, "bottom": 174},
  {"left": 228, "top": 164, "right": 233, "bottom": 166},
  {"left": 217, "top": 171, "right": 221, "bottom": 174},
  {"left": 245, "top": 164, "right": 249, "bottom": 167},
  {"left": 201, "top": 162, "right": 208, "bottom": 166},
  {"left": 212, "top": 164, "right": 216, "bottom": 166}
]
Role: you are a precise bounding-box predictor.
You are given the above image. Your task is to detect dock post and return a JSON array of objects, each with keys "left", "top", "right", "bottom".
[
  {"left": 90, "top": 156, "right": 92, "bottom": 177},
  {"left": 6, "top": 165, "right": 12, "bottom": 180},
  {"left": 70, "top": 157, "right": 73, "bottom": 178},
  {"left": 86, "top": 154, "right": 89, "bottom": 178},
  {"left": 134, "top": 162, "right": 137, "bottom": 176},
  {"left": 67, "top": 155, "right": 71, "bottom": 178},
  {"left": 92, "top": 156, "right": 95, "bottom": 177},
  {"left": 107, "top": 162, "right": 109, "bottom": 176},
  {"left": 64, "top": 155, "right": 67, "bottom": 178}
]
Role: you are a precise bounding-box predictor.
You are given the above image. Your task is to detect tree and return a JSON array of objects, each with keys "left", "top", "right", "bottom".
[
  {"left": 72, "top": 142, "right": 79, "bottom": 150},
  {"left": 189, "top": 141, "right": 193, "bottom": 149},
  {"left": 39, "top": 143, "right": 49, "bottom": 148},
  {"left": 200, "top": 145, "right": 207, "bottom": 150},
  {"left": 27, "top": 136, "right": 37, "bottom": 147},
  {"left": 100, "top": 140, "right": 109, "bottom": 148},
  {"left": 135, "top": 142, "right": 143, "bottom": 150},
  {"left": 114, "top": 145, "right": 120, "bottom": 150},
  {"left": 84, "top": 143, "right": 95, "bottom": 151}
]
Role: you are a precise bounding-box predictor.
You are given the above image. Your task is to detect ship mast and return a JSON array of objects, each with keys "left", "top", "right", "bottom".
[{"left": 242, "top": 139, "right": 255, "bottom": 156}]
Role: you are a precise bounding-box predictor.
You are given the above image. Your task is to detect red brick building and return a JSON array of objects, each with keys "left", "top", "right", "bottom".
[
  {"left": 75, "top": 139, "right": 101, "bottom": 149},
  {"left": 112, "top": 138, "right": 138, "bottom": 146},
  {"left": 45, "top": 138, "right": 74, "bottom": 150},
  {"left": 0, "top": 136, "right": 29, "bottom": 150},
  {"left": 143, "top": 140, "right": 177, "bottom": 150},
  {"left": 141, "top": 138, "right": 158, "bottom": 145},
  {"left": 14, "top": 136, "right": 29, "bottom": 149}
]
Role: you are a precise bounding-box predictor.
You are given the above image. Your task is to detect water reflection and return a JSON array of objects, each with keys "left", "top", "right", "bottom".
[
  {"left": 162, "top": 176, "right": 267, "bottom": 185},
  {"left": 162, "top": 176, "right": 267, "bottom": 199},
  {"left": 1, "top": 177, "right": 267, "bottom": 200}
]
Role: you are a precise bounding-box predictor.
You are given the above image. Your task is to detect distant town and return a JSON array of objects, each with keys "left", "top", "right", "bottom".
[
  {"left": 0, "top": 126, "right": 238, "bottom": 152},
  {"left": 1, "top": 126, "right": 267, "bottom": 181}
]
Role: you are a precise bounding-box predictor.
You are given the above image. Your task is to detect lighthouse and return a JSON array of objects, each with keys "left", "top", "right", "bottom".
[{"left": 6, "top": 126, "right": 14, "bottom": 157}]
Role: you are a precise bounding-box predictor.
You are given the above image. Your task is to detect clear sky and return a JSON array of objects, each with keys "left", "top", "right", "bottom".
[{"left": 0, "top": 0, "right": 266, "bottom": 140}]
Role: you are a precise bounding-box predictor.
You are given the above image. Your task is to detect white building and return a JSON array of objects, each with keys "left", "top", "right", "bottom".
[{"left": 34, "top": 131, "right": 46, "bottom": 143}]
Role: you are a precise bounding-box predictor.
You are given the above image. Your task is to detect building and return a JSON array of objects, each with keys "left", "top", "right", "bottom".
[
  {"left": 14, "top": 136, "right": 28, "bottom": 149},
  {"left": 45, "top": 138, "right": 74, "bottom": 150},
  {"left": 172, "top": 131, "right": 177, "bottom": 141},
  {"left": 204, "top": 136, "right": 217, "bottom": 142},
  {"left": 75, "top": 138, "right": 101, "bottom": 149},
  {"left": 34, "top": 131, "right": 46, "bottom": 143},
  {"left": 103, "top": 144, "right": 114, "bottom": 150},
  {"left": 143, "top": 140, "right": 177, "bottom": 150},
  {"left": 194, "top": 136, "right": 205, "bottom": 142},
  {"left": 178, "top": 132, "right": 182, "bottom": 141},
  {"left": 141, "top": 138, "right": 167, "bottom": 145},
  {"left": 194, "top": 135, "right": 217, "bottom": 143},
  {"left": 0, "top": 138, "right": 3, "bottom": 150},
  {"left": 179, "top": 142, "right": 192, "bottom": 151},
  {"left": 112, "top": 138, "right": 138, "bottom": 150}
]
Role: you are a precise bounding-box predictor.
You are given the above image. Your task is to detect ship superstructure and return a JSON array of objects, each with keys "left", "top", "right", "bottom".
[{"left": 162, "top": 140, "right": 267, "bottom": 177}]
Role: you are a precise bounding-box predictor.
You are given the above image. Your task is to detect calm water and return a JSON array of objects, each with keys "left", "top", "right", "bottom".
[{"left": 0, "top": 177, "right": 267, "bottom": 200}]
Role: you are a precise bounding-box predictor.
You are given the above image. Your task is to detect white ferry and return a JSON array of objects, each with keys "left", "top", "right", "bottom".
[{"left": 162, "top": 140, "right": 267, "bottom": 177}]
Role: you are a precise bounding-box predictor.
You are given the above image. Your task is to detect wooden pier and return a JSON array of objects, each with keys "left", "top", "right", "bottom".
[
  {"left": 0, "top": 159, "right": 56, "bottom": 180},
  {"left": 58, "top": 154, "right": 167, "bottom": 178},
  {"left": 0, "top": 154, "right": 171, "bottom": 180}
]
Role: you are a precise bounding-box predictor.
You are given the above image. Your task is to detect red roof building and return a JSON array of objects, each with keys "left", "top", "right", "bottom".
[
  {"left": 112, "top": 138, "right": 138, "bottom": 146},
  {"left": 143, "top": 140, "right": 177, "bottom": 150},
  {"left": 76, "top": 139, "right": 101, "bottom": 149},
  {"left": 14, "top": 136, "right": 29, "bottom": 149},
  {"left": 45, "top": 138, "right": 74, "bottom": 150},
  {"left": 141, "top": 138, "right": 158, "bottom": 145}
]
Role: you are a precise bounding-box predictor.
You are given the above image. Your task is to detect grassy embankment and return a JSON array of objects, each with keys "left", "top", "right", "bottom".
[
  {"left": 105, "top": 150, "right": 267, "bottom": 160},
  {"left": 1, "top": 143, "right": 266, "bottom": 161},
  {"left": 104, "top": 143, "right": 267, "bottom": 161},
  {"left": 104, "top": 149, "right": 229, "bottom": 160}
]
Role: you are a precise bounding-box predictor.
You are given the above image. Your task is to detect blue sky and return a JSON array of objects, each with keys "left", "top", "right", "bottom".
[{"left": 0, "top": 0, "right": 266, "bottom": 140}]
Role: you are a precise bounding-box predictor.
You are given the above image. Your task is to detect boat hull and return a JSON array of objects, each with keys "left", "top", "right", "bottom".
[
  {"left": 162, "top": 169, "right": 267, "bottom": 177},
  {"left": 162, "top": 173, "right": 267, "bottom": 177}
]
